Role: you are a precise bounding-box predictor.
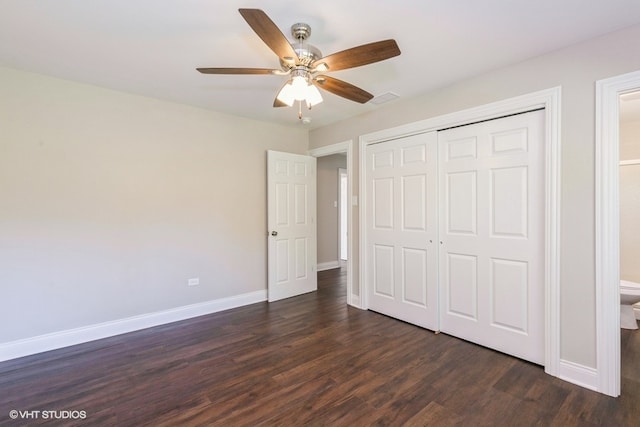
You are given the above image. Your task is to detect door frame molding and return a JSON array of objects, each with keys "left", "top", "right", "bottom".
[
  {"left": 359, "top": 87, "right": 562, "bottom": 378},
  {"left": 338, "top": 167, "right": 348, "bottom": 263},
  {"left": 309, "top": 141, "right": 355, "bottom": 306},
  {"left": 595, "top": 70, "right": 640, "bottom": 397}
]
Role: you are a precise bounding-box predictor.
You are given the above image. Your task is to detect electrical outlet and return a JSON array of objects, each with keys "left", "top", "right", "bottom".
[{"left": 188, "top": 277, "right": 200, "bottom": 287}]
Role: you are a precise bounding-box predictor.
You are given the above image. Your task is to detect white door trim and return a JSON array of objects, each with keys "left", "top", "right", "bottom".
[
  {"left": 309, "top": 141, "right": 356, "bottom": 307},
  {"left": 595, "top": 69, "right": 640, "bottom": 397},
  {"left": 338, "top": 167, "right": 348, "bottom": 262},
  {"left": 359, "top": 87, "right": 561, "bottom": 378}
]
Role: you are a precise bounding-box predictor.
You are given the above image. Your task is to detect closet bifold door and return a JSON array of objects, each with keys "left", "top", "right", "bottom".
[
  {"left": 365, "top": 131, "right": 439, "bottom": 331},
  {"left": 437, "top": 110, "right": 545, "bottom": 365}
]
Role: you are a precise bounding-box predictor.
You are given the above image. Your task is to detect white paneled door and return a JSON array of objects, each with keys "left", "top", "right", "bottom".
[
  {"left": 267, "top": 151, "right": 317, "bottom": 302},
  {"left": 365, "top": 132, "right": 439, "bottom": 330},
  {"left": 438, "top": 110, "right": 545, "bottom": 364}
]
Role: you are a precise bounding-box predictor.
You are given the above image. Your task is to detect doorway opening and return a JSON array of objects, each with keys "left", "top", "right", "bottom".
[
  {"left": 619, "top": 91, "right": 640, "bottom": 398},
  {"left": 309, "top": 141, "right": 355, "bottom": 306},
  {"left": 619, "top": 90, "right": 640, "bottom": 326},
  {"left": 596, "top": 70, "right": 640, "bottom": 397}
]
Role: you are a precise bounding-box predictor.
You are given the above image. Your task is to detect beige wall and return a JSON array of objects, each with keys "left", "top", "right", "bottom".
[
  {"left": 309, "top": 24, "right": 640, "bottom": 368},
  {"left": 317, "top": 154, "right": 347, "bottom": 265},
  {"left": 0, "top": 66, "right": 308, "bottom": 343},
  {"left": 4, "top": 22, "right": 640, "bottom": 371},
  {"left": 620, "top": 120, "right": 640, "bottom": 283}
]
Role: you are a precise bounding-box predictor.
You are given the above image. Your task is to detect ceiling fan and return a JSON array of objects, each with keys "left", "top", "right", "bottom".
[{"left": 197, "top": 8, "right": 401, "bottom": 120}]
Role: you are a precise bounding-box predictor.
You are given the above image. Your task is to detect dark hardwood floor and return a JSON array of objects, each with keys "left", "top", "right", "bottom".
[{"left": 1, "top": 268, "right": 639, "bottom": 426}]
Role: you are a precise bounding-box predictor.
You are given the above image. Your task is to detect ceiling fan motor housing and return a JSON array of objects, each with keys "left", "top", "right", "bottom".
[{"left": 279, "top": 23, "right": 322, "bottom": 69}]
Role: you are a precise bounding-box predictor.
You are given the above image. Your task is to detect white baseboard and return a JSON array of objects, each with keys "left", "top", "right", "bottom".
[
  {"left": 349, "top": 294, "right": 363, "bottom": 309},
  {"left": 557, "top": 359, "right": 598, "bottom": 392},
  {"left": 0, "top": 290, "right": 267, "bottom": 363},
  {"left": 317, "top": 261, "right": 341, "bottom": 271}
]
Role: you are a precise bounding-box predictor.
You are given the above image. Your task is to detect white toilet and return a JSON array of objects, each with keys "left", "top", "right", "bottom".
[{"left": 620, "top": 279, "right": 640, "bottom": 329}]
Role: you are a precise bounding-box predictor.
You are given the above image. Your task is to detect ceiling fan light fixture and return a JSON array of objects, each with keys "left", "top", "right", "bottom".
[
  {"left": 276, "top": 82, "right": 296, "bottom": 106},
  {"left": 277, "top": 78, "right": 323, "bottom": 110},
  {"left": 306, "top": 84, "right": 323, "bottom": 107},
  {"left": 291, "top": 75, "right": 309, "bottom": 101}
]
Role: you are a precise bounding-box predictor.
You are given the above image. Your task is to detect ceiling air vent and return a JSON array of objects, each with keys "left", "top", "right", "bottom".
[{"left": 370, "top": 92, "right": 400, "bottom": 105}]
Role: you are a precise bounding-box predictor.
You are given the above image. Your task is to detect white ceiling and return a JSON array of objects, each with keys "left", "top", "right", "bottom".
[{"left": 2, "top": 1, "right": 640, "bottom": 129}]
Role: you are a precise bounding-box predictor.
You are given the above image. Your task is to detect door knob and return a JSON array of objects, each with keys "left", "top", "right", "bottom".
[{"left": 271, "top": 231, "right": 278, "bottom": 236}]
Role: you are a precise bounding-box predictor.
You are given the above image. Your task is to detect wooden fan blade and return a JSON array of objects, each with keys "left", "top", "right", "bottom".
[
  {"left": 197, "top": 67, "right": 278, "bottom": 75},
  {"left": 314, "top": 76, "right": 373, "bottom": 104},
  {"left": 312, "top": 39, "right": 400, "bottom": 71},
  {"left": 239, "top": 9, "right": 298, "bottom": 62}
]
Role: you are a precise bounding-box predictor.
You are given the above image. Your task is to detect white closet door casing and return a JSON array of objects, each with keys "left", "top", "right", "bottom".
[
  {"left": 438, "top": 110, "right": 545, "bottom": 364},
  {"left": 366, "top": 132, "right": 439, "bottom": 330},
  {"left": 267, "top": 151, "right": 317, "bottom": 302}
]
